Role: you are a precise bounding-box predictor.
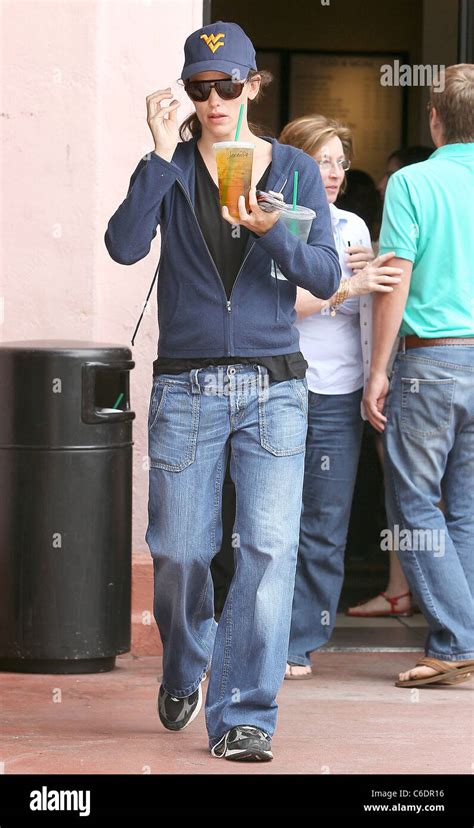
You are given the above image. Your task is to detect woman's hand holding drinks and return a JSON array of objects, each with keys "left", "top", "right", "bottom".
[
  {"left": 221, "top": 187, "right": 281, "bottom": 235},
  {"left": 147, "top": 87, "right": 181, "bottom": 162},
  {"left": 347, "top": 252, "right": 403, "bottom": 296}
]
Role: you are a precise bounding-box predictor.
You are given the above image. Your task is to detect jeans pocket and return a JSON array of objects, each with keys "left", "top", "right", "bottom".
[
  {"left": 401, "top": 376, "right": 455, "bottom": 436},
  {"left": 293, "top": 377, "right": 309, "bottom": 416},
  {"left": 258, "top": 378, "right": 308, "bottom": 456},
  {"left": 148, "top": 381, "right": 200, "bottom": 471},
  {"left": 148, "top": 380, "right": 166, "bottom": 431}
]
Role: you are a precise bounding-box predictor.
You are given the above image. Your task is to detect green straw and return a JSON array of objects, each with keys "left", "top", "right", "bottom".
[
  {"left": 113, "top": 392, "right": 124, "bottom": 410},
  {"left": 292, "top": 170, "right": 299, "bottom": 210},
  {"left": 234, "top": 104, "right": 244, "bottom": 141},
  {"left": 291, "top": 170, "right": 299, "bottom": 234}
]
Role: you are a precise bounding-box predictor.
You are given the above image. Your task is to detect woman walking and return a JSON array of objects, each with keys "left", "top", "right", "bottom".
[{"left": 105, "top": 22, "right": 340, "bottom": 760}]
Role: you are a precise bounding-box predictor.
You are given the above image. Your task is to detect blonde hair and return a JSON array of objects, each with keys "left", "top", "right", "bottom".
[
  {"left": 429, "top": 64, "right": 474, "bottom": 143},
  {"left": 279, "top": 115, "right": 354, "bottom": 193}
]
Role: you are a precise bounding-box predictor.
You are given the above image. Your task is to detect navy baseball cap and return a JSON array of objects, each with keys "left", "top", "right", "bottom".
[{"left": 180, "top": 21, "right": 257, "bottom": 83}]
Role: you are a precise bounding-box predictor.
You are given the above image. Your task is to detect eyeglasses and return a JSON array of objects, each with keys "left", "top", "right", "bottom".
[
  {"left": 184, "top": 78, "right": 247, "bottom": 102},
  {"left": 317, "top": 157, "right": 351, "bottom": 172}
]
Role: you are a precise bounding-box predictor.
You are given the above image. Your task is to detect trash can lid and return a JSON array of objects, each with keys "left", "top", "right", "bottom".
[{"left": 0, "top": 339, "right": 131, "bottom": 352}]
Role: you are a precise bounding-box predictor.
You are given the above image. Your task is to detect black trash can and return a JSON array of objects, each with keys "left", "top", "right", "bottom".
[{"left": 0, "top": 340, "right": 135, "bottom": 674}]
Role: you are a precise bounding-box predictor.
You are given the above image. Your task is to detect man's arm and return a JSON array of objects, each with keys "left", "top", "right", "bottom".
[{"left": 363, "top": 257, "right": 412, "bottom": 431}]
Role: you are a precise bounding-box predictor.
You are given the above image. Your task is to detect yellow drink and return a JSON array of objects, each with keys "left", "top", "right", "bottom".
[{"left": 213, "top": 141, "right": 255, "bottom": 220}]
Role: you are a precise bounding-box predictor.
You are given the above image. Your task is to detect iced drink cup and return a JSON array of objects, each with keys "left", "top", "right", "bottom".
[
  {"left": 213, "top": 141, "right": 255, "bottom": 220},
  {"left": 279, "top": 205, "right": 316, "bottom": 241},
  {"left": 272, "top": 205, "right": 316, "bottom": 282}
]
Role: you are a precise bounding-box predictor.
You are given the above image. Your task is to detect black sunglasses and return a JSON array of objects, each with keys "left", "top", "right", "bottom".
[{"left": 184, "top": 78, "right": 247, "bottom": 102}]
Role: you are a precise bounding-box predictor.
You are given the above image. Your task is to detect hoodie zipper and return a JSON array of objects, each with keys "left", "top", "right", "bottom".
[
  {"left": 176, "top": 172, "right": 288, "bottom": 355},
  {"left": 177, "top": 180, "right": 234, "bottom": 354}
]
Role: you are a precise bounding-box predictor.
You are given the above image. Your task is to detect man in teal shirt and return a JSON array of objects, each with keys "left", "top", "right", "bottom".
[{"left": 364, "top": 63, "right": 474, "bottom": 688}]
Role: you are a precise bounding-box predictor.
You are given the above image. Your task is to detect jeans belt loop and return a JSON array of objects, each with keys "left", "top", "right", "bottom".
[
  {"left": 399, "top": 335, "right": 406, "bottom": 354},
  {"left": 190, "top": 368, "right": 201, "bottom": 394},
  {"left": 255, "top": 363, "right": 266, "bottom": 401}
]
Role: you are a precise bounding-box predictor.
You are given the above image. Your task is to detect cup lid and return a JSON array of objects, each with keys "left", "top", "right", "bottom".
[
  {"left": 212, "top": 141, "right": 255, "bottom": 149},
  {"left": 280, "top": 204, "right": 316, "bottom": 220}
]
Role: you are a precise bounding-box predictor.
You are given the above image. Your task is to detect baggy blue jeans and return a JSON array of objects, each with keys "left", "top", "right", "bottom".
[
  {"left": 145, "top": 364, "right": 308, "bottom": 748},
  {"left": 383, "top": 343, "right": 474, "bottom": 661}
]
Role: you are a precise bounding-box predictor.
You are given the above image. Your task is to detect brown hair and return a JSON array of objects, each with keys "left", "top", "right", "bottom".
[
  {"left": 178, "top": 69, "right": 273, "bottom": 141},
  {"left": 428, "top": 64, "right": 474, "bottom": 143},
  {"left": 279, "top": 115, "right": 354, "bottom": 193}
]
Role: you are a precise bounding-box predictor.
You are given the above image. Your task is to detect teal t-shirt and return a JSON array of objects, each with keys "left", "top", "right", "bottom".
[{"left": 379, "top": 143, "right": 474, "bottom": 338}]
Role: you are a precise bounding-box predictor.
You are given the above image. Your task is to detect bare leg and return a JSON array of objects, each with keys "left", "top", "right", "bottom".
[{"left": 346, "top": 550, "right": 412, "bottom": 615}]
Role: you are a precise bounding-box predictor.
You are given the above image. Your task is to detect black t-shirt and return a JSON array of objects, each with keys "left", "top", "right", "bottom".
[{"left": 153, "top": 143, "right": 308, "bottom": 382}]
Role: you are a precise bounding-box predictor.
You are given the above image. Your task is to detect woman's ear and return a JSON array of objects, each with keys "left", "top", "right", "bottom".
[{"left": 247, "top": 75, "right": 261, "bottom": 101}]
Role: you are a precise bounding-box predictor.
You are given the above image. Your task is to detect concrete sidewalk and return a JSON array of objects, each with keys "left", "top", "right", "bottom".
[{"left": 1, "top": 650, "right": 472, "bottom": 775}]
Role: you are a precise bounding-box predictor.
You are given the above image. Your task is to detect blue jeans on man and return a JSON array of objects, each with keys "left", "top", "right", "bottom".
[{"left": 383, "top": 344, "right": 474, "bottom": 661}]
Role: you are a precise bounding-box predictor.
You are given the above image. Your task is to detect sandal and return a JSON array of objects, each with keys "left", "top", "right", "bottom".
[
  {"left": 346, "top": 590, "right": 414, "bottom": 618},
  {"left": 284, "top": 663, "right": 313, "bottom": 680},
  {"left": 395, "top": 656, "right": 474, "bottom": 687}
]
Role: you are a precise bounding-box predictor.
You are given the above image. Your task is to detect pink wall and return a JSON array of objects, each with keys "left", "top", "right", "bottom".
[{"left": 0, "top": 0, "right": 203, "bottom": 550}]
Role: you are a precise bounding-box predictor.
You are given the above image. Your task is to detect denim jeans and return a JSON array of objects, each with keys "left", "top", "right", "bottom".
[
  {"left": 287, "top": 387, "right": 364, "bottom": 666},
  {"left": 383, "top": 344, "right": 474, "bottom": 661},
  {"left": 145, "top": 364, "right": 308, "bottom": 747}
]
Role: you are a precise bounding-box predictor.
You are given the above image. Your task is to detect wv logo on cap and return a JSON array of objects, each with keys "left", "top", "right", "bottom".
[{"left": 200, "top": 32, "right": 225, "bottom": 53}]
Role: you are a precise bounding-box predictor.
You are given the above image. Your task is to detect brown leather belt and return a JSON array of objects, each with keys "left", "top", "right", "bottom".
[{"left": 399, "top": 335, "right": 474, "bottom": 350}]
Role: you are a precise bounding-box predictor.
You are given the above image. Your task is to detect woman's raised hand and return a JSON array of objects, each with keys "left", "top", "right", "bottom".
[{"left": 147, "top": 87, "right": 181, "bottom": 161}]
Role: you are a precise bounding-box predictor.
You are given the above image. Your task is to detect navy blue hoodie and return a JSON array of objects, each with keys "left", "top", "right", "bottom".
[{"left": 104, "top": 135, "right": 341, "bottom": 357}]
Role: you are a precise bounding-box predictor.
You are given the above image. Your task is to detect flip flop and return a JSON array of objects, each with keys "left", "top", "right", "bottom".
[
  {"left": 284, "top": 664, "right": 313, "bottom": 680},
  {"left": 395, "top": 656, "right": 474, "bottom": 687},
  {"left": 439, "top": 673, "right": 472, "bottom": 685}
]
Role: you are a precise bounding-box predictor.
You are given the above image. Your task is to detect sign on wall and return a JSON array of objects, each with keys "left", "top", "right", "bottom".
[{"left": 256, "top": 50, "right": 407, "bottom": 181}]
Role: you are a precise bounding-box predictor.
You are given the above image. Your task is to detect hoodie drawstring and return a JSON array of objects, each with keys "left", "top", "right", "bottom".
[
  {"left": 273, "top": 260, "right": 280, "bottom": 321},
  {"left": 131, "top": 185, "right": 177, "bottom": 346}
]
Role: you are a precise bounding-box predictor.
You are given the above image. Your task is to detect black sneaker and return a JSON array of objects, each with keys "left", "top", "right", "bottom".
[
  {"left": 210, "top": 725, "right": 273, "bottom": 761},
  {"left": 157, "top": 681, "right": 203, "bottom": 731}
]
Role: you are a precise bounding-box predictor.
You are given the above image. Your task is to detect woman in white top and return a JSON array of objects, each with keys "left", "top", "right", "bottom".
[{"left": 278, "top": 115, "right": 402, "bottom": 678}]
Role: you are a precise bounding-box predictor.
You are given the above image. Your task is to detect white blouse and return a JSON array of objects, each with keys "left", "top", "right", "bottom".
[{"left": 296, "top": 204, "right": 371, "bottom": 409}]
